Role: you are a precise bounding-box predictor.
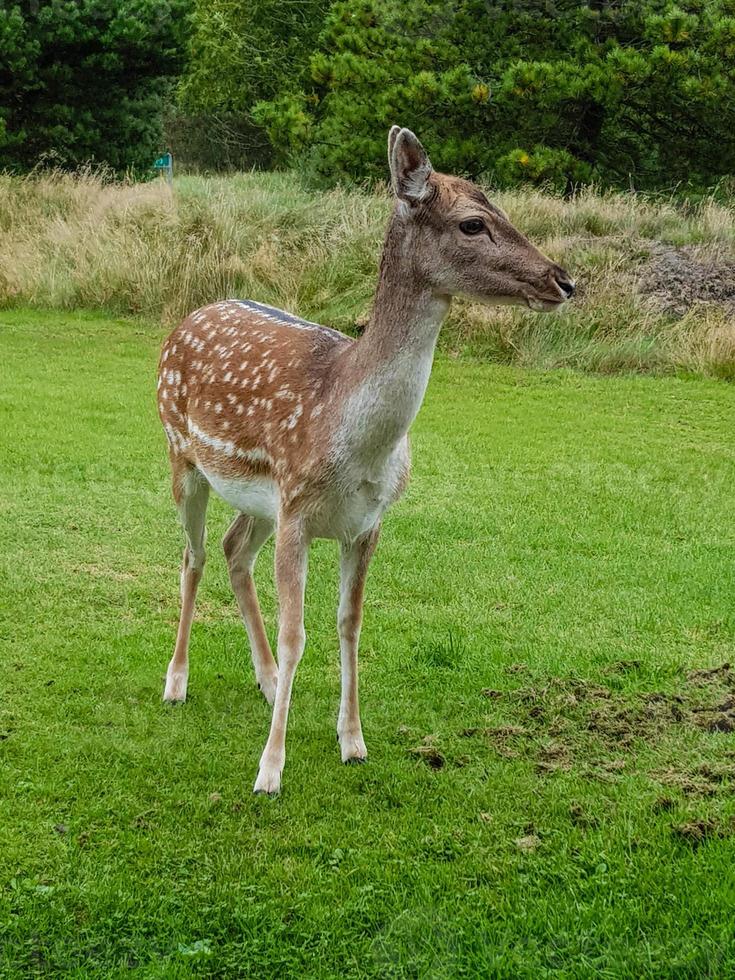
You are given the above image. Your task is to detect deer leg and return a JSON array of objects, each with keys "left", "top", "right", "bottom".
[
  {"left": 223, "top": 513, "right": 278, "bottom": 705},
  {"left": 337, "top": 525, "right": 380, "bottom": 763},
  {"left": 163, "top": 465, "right": 210, "bottom": 703},
  {"left": 253, "top": 516, "right": 308, "bottom": 794}
]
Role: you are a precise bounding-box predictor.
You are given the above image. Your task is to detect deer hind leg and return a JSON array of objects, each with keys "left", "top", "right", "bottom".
[
  {"left": 223, "top": 513, "right": 278, "bottom": 705},
  {"left": 254, "top": 516, "right": 308, "bottom": 795},
  {"left": 163, "top": 462, "right": 210, "bottom": 703},
  {"left": 337, "top": 525, "right": 380, "bottom": 763}
]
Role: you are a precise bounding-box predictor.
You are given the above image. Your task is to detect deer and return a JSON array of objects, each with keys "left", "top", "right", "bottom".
[{"left": 157, "top": 127, "right": 574, "bottom": 794}]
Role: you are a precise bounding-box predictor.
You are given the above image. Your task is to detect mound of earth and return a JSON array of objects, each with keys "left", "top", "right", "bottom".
[{"left": 639, "top": 244, "right": 735, "bottom": 315}]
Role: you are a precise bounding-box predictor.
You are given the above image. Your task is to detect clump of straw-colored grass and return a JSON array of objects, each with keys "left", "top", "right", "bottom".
[{"left": 1, "top": 168, "right": 733, "bottom": 378}]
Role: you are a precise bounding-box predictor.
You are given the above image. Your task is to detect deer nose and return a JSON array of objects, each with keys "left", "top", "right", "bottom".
[{"left": 555, "top": 273, "right": 575, "bottom": 299}]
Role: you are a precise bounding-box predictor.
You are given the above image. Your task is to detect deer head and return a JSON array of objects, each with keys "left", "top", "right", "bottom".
[{"left": 387, "top": 126, "right": 575, "bottom": 312}]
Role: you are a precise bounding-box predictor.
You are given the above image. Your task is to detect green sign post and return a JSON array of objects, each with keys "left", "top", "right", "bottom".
[{"left": 153, "top": 151, "right": 173, "bottom": 186}]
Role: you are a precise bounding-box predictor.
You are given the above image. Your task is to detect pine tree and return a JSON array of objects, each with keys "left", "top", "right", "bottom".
[{"left": 0, "top": 0, "right": 189, "bottom": 172}]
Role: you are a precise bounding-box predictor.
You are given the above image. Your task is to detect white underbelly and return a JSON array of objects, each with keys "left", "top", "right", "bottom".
[{"left": 200, "top": 468, "right": 279, "bottom": 522}]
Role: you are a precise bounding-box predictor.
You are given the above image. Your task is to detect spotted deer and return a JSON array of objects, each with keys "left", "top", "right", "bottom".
[{"left": 158, "top": 127, "right": 574, "bottom": 794}]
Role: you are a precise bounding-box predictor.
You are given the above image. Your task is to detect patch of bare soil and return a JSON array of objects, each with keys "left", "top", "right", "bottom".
[
  {"left": 536, "top": 741, "right": 572, "bottom": 773},
  {"left": 407, "top": 736, "right": 446, "bottom": 770},
  {"left": 687, "top": 662, "right": 733, "bottom": 683},
  {"left": 569, "top": 802, "right": 599, "bottom": 829},
  {"left": 514, "top": 834, "right": 541, "bottom": 853},
  {"left": 406, "top": 663, "right": 735, "bottom": 796},
  {"left": 686, "top": 664, "right": 735, "bottom": 732},
  {"left": 652, "top": 796, "right": 677, "bottom": 813},
  {"left": 651, "top": 762, "right": 735, "bottom": 797},
  {"left": 638, "top": 245, "right": 735, "bottom": 315},
  {"left": 505, "top": 676, "right": 686, "bottom": 749},
  {"left": 460, "top": 724, "right": 530, "bottom": 760},
  {"left": 672, "top": 819, "right": 734, "bottom": 847},
  {"left": 473, "top": 663, "right": 735, "bottom": 792}
]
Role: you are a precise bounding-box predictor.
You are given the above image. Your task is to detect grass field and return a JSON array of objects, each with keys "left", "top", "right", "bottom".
[{"left": 2, "top": 308, "right": 735, "bottom": 977}]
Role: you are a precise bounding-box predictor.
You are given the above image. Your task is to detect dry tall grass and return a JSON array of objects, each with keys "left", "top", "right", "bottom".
[{"left": 1, "top": 168, "right": 734, "bottom": 377}]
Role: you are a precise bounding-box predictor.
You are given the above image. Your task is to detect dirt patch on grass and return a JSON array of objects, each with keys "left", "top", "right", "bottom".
[
  {"left": 408, "top": 736, "right": 446, "bottom": 770},
  {"left": 502, "top": 677, "right": 687, "bottom": 753},
  {"left": 650, "top": 764, "right": 733, "bottom": 798},
  {"left": 408, "top": 664, "right": 735, "bottom": 789},
  {"left": 536, "top": 741, "right": 573, "bottom": 774},
  {"left": 569, "top": 802, "right": 599, "bottom": 828},
  {"left": 639, "top": 245, "right": 735, "bottom": 315},
  {"left": 514, "top": 834, "right": 541, "bottom": 853},
  {"left": 671, "top": 819, "right": 734, "bottom": 847},
  {"left": 686, "top": 665, "right": 735, "bottom": 732},
  {"left": 473, "top": 663, "right": 735, "bottom": 792}
]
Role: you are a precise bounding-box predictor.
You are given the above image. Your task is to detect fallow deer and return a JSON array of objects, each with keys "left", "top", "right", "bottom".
[{"left": 158, "top": 127, "right": 574, "bottom": 794}]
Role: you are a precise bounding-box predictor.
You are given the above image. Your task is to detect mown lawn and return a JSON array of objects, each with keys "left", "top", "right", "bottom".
[{"left": 1, "top": 308, "right": 735, "bottom": 977}]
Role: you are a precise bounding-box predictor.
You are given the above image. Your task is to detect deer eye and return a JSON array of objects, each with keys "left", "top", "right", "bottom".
[{"left": 459, "top": 218, "right": 485, "bottom": 236}]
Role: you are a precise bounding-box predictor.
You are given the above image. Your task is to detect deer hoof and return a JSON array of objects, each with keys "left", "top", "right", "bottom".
[
  {"left": 253, "top": 767, "right": 281, "bottom": 795},
  {"left": 339, "top": 733, "right": 367, "bottom": 764},
  {"left": 257, "top": 672, "right": 278, "bottom": 706},
  {"left": 163, "top": 667, "right": 188, "bottom": 703}
]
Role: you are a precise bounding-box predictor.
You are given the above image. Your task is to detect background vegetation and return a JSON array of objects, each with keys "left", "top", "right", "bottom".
[
  {"left": 0, "top": 1, "right": 189, "bottom": 173},
  {"left": 2, "top": 1, "right": 735, "bottom": 190},
  {"left": 1, "top": 169, "right": 734, "bottom": 377},
  {"left": 248, "top": 0, "right": 735, "bottom": 189}
]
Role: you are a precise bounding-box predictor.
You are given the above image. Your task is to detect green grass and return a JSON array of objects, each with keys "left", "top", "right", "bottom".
[{"left": 2, "top": 308, "right": 735, "bottom": 977}]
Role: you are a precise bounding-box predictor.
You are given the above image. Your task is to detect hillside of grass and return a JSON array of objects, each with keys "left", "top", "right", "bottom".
[
  {"left": 2, "top": 309, "right": 735, "bottom": 975},
  {"left": 1, "top": 170, "right": 734, "bottom": 377}
]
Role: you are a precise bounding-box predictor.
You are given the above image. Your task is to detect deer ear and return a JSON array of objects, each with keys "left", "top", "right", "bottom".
[
  {"left": 389, "top": 128, "right": 432, "bottom": 203},
  {"left": 387, "top": 125, "right": 401, "bottom": 163}
]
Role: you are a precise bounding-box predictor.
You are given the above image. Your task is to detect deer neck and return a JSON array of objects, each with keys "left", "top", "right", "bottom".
[{"left": 335, "top": 217, "right": 450, "bottom": 472}]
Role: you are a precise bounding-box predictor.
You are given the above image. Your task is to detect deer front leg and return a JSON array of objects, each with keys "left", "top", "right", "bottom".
[
  {"left": 253, "top": 516, "right": 308, "bottom": 795},
  {"left": 337, "top": 525, "right": 380, "bottom": 763}
]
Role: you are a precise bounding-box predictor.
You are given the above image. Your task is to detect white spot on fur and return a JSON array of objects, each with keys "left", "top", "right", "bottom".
[
  {"left": 281, "top": 403, "right": 302, "bottom": 430},
  {"left": 164, "top": 423, "right": 190, "bottom": 453}
]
